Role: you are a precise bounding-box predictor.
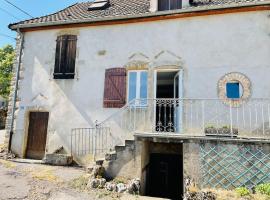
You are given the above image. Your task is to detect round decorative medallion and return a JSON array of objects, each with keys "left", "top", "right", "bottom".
[{"left": 218, "top": 72, "right": 251, "bottom": 107}]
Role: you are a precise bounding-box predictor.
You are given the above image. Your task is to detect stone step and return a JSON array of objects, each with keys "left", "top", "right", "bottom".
[
  {"left": 125, "top": 140, "right": 135, "bottom": 147},
  {"left": 115, "top": 145, "right": 126, "bottom": 153}
]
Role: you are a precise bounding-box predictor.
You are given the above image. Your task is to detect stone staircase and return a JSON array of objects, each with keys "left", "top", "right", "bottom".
[
  {"left": 94, "top": 139, "right": 139, "bottom": 179},
  {"left": 97, "top": 139, "right": 135, "bottom": 163}
]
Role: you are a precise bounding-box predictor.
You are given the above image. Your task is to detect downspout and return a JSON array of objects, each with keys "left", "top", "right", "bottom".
[{"left": 8, "top": 28, "right": 24, "bottom": 152}]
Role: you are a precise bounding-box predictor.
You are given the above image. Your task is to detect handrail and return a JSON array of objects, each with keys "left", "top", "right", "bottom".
[
  {"left": 71, "top": 98, "right": 270, "bottom": 158},
  {"left": 97, "top": 98, "right": 270, "bottom": 127},
  {"left": 97, "top": 98, "right": 137, "bottom": 127}
]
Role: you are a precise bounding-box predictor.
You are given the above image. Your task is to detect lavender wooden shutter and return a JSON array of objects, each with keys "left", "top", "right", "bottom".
[{"left": 103, "top": 68, "right": 127, "bottom": 108}]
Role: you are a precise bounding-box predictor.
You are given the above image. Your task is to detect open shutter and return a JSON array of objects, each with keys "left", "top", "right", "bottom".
[
  {"left": 103, "top": 68, "right": 127, "bottom": 108},
  {"left": 54, "top": 35, "right": 65, "bottom": 75}
]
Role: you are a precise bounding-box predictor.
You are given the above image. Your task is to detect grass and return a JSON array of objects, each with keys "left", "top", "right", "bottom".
[
  {"left": 31, "top": 168, "right": 58, "bottom": 182},
  {"left": 207, "top": 188, "right": 269, "bottom": 200},
  {"left": 0, "top": 159, "right": 16, "bottom": 168},
  {"left": 69, "top": 175, "right": 89, "bottom": 190}
]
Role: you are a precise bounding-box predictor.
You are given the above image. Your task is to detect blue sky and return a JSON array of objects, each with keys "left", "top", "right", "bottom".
[{"left": 0, "top": 0, "right": 90, "bottom": 47}]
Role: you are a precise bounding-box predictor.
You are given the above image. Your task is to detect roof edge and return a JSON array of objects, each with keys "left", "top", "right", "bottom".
[{"left": 9, "top": 1, "right": 270, "bottom": 31}]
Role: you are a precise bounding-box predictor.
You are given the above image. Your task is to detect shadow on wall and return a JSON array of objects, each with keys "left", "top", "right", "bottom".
[{"left": 19, "top": 52, "right": 103, "bottom": 155}]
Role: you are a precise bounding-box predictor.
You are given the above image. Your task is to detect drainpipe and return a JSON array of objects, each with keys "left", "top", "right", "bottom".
[{"left": 8, "top": 28, "right": 24, "bottom": 152}]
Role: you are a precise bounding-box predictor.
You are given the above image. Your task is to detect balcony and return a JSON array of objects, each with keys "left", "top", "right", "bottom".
[
  {"left": 98, "top": 98, "right": 270, "bottom": 139},
  {"left": 71, "top": 98, "right": 270, "bottom": 158}
]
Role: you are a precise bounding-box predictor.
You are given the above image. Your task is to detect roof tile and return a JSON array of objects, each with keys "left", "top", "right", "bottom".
[{"left": 9, "top": 0, "right": 267, "bottom": 29}]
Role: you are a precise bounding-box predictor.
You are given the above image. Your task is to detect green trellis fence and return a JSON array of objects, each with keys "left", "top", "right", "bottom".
[{"left": 200, "top": 143, "right": 270, "bottom": 189}]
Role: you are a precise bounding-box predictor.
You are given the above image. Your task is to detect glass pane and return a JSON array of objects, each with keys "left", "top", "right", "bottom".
[
  {"left": 226, "top": 82, "right": 240, "bottom": 98},
  {"left": 128, "top": 72, "right": 137, "bottom": 102},
  {"left": 140, "top": 71, "right": 148, "bottom": 99}
]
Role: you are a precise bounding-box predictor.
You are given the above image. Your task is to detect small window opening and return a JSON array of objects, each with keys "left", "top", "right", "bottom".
[
  {"left": 158, "top": 0, "right": 182, "bottom": 11},
  {"left": 88, "top": 0, "right": 110, "bottom": 11},
  {"left": 226, "top": 82, "right": 242, "bottom": 99}
]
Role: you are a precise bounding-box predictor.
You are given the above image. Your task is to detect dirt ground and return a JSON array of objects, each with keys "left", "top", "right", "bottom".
[
  {"left": 0, "top": 131, "right": 165, "bottom": 200},
  {"left": 0, "top": 159, "right": 165, "bottom": 200},
  {"left": 0, "top": 130, "right": 5, "bottom": 145}
]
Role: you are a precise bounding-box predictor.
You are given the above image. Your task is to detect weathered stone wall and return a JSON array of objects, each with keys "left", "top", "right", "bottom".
[{"left": 4, "top": 33, "right": 24, "bottom": 150}]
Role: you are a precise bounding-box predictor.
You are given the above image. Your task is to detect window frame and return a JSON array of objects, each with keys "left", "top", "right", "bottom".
[
  {"left": 127, "top": 70, "right": 148, "bottom": 106},
  {"left": 53, "top": 35, "right": 77, "bottom": 80}
]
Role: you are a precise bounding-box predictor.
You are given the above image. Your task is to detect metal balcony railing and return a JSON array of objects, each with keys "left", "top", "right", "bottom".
[
  {"left": 98, "top": 98, "right": 270, "bottom": 138},
  {"left": 71, "top": 98, "right": 270, "bottom": 157}
]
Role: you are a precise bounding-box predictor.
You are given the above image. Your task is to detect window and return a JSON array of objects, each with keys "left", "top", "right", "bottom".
[
  {"left": 54, "top": 35, "right": 77, "bottom": 79},
  {"left": 128, "top": 71, "right": 148, "bottom": 103},
  {"left": 226, "top": 82, "right": 242, "bottom": 99},
  {"left": 158, "top": 0, "right": 182, "bottom": 11},
  {"left": 103, "top": 68, "right": 127, "bottom": 108}
]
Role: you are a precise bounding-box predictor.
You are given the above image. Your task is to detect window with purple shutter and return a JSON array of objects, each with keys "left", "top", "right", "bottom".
[{"left": 103, "top": 68, "right": 127, "bottom": 108}]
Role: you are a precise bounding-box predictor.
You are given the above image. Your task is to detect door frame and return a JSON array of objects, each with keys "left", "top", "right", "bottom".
[
  {"left": 23, "top": 110, "right": 50, "bottom": 158},
  {"left": 153, "top": 68, "right": 184, "bottom": 133}
]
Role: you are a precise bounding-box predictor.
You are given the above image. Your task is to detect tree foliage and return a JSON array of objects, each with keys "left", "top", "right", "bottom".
[{"left": 0, "top": 45, "right": 14, "bottom": 98}]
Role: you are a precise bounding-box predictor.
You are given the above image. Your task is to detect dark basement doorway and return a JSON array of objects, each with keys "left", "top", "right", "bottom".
[{"left": 146, "top": 152, "right": 184, "bottom": 199}]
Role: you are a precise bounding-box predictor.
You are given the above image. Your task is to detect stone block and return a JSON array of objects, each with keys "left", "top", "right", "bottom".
[{"left": 43, "top": 154, "right": 72, "bottom": 166}]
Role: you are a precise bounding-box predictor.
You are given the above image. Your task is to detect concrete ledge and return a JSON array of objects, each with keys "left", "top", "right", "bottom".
[{"left": 134, "top": 132, "right": 270, "bottom": 144}]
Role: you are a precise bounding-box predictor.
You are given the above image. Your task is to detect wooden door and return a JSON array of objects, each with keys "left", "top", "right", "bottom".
[{"left": 26, "top": 112, "right": 49, "bottom": 159}]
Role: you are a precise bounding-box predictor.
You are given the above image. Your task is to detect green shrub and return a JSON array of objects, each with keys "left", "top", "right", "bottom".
[
  {"left": 235, "top": 187, "right": 250, "bottom": 197},
  {"left": 255, "top": 183, "right": 270, "bottom": 196}
]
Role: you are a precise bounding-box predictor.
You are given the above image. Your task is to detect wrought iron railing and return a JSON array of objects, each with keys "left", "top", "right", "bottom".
[
  {"left": 71, "top": 98, "right": 270, "bottom": 157},
  {"left": 98, "top": 98, "right": 270, "bottom": 139}
]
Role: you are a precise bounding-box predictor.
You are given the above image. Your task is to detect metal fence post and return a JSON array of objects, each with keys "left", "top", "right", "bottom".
[
  {"left": 71, "top": 129, "right": 73, "bottom": 156},
  {"left": 230, "top": 102, "right": 233, "bottom": 138},
  {"left": 94, "top": 121, "right": 98, "bottom": 161},
  {"left": 202, "top": 100, "right": 205, "bottom": 133}
]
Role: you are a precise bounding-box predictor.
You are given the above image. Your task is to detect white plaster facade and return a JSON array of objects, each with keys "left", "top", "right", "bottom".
[{"left": 11, "top": 10, "right": 270, "bottom": 157}]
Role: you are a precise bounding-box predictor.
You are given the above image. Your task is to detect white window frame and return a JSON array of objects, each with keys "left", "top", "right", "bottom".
[{"left": 127, "top": 70, "right": 148, "bottom": 105}]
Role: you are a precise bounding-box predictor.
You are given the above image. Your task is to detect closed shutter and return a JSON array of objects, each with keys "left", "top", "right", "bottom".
[
  {"left": 54, "top": 35, "right": 77, "bottom": 79},
  {"left": 103, "top": 68, "right": 127, "bottom": 108}
]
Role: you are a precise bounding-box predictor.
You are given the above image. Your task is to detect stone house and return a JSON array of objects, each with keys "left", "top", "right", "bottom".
[{"left": 6, "top": 0, "right": 270, "bottom": 199}]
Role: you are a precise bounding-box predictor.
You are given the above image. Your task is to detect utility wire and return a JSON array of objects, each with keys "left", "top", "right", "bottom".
[
  {"left": 3, "top": 0, "right": 34, "bottom": 18},
  {"left": 0, "top": 7, "right": 21, "bottom": 20},
  {"left": 0, "top": 33, "right": 16, "bottom": 40}
]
